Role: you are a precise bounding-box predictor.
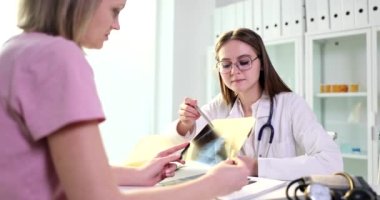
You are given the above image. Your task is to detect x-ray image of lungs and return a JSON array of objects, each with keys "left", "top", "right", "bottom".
[
  {"left": 188, "top": 124, "right": 228, "bottom": 165},
  {"left": 182, "top": 117, "right": 254, "bottom": 166}
]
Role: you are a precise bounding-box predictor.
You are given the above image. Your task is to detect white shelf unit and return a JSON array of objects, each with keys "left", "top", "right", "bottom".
[
  {"left": 373, "top": 25, "right": 380, "bottom": 184},
  {"left": 211, "top": 0, "right": 380, "bottom": 184},
  {"left": 265, "top": 36, "right": 304, "bottom": 97},
  {"left": 305, "top": 28, "right": 374, "bottom": 183}
]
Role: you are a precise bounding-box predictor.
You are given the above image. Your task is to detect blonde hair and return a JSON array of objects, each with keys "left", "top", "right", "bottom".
[{"left": 17, "top": 0, "right": 101, "bottom": 45}]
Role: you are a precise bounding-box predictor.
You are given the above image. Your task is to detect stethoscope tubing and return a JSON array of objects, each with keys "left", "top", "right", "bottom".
[{"left": 256, "top": 100, "right": 274, "bottom": 157}]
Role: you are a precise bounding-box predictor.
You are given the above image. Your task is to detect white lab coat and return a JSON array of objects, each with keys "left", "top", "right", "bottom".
[{"left": 170, "top": 92, "right": 343, "bottom": 181}]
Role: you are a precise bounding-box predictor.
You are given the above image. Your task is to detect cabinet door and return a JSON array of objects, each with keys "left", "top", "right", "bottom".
[
  {"left": 306, "top": 29, "right": 372, "bottom": 182},
  {"left": 265, "top": 38, "right": 304, "bottom": 96},
  {"left": 374, "top": 27, "right": 380, "bottom": 185}
]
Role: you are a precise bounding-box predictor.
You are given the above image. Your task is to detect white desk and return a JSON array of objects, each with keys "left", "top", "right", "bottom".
[
  {"left": 120, "top": 177, "right": 292, "bottom": 200},
  {"left": 120, "top": 178, "right": 380, "bottom": 200}
]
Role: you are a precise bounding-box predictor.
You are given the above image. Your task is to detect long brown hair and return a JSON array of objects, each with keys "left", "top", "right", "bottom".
[
  {"left": 17, "top": 0, "right": 101, "bottom": 46},
  {"left": 215, "top": 28, "right": 291, "bottom": 106}
]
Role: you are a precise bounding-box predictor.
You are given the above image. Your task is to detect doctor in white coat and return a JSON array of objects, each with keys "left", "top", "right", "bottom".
[{"left": 172, "top": 28, "right": 343, "bottom": 181}]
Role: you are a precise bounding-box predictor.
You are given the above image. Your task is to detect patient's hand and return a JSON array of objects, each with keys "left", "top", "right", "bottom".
[{"left": 114, "top": 142, "right": 189, "bottom": 186}]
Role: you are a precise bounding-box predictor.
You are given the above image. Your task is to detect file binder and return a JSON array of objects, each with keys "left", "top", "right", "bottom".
[
  {"left": 253, "top": 0, "right": 263, "bottom": 36},
  {"left": 292, "top": 0, "right": 306, "bottom": 36},
  {"left": 329, "top": 0, "right": 344, "bottom": 30},
  {"left": 244, "top": 0, "right": 253, "bottom": 29},
  {"left": 354, "top": 0, "right": 369, "bottom": 27},
  {"left": 262, "top": 0, "right": 281, "bottom": 39},
  {"left": 341, "top": 0, "right": 355, "bottom": 29},
  {"left": 235, "top": 1, "right": 245, "bottom": 29},
  {"left": 369, "top": 0, "right": 380, "bottom": 25},
  {"left": 316, "top": 0, "right": 330, "bottom": 32},
  {"left": 282, "top": 0, "right": 305, "bottom": 36},
  {"left": 305, "top": 0, "right": 319, "bottom": 33},
  {"left": 281, "top": 0, "right": 293, "bottom": 36}
]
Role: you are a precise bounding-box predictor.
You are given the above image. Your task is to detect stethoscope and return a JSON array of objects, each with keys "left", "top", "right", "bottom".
[{"left": 255, "top": 100, "right": 274, "bottom": 158}]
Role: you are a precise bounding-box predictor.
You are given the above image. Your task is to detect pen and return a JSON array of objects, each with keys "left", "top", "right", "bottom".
[{"left": 194, "top": 105, "right": 214, "bottom": 128}]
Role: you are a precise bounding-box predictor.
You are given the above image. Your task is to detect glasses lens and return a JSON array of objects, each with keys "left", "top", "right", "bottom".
[
  {"left": 237, "top": 57, "right": 252, "bottom": 70},
  {"left": 218, "top": 61, "right": 232, "bottom": 73}
]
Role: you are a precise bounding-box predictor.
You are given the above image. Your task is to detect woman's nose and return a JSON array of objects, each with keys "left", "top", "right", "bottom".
[
  {"left": 230, "top": 64, "right": 241, "bottom": 74},
  {"left": 112, "top": 19, "right": 120, "bottom": 30}
]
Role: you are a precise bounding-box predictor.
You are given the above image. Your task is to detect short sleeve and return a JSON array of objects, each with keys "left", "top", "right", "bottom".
[{"left": 11, "top": 38, "right": 105, "bottom": 141}]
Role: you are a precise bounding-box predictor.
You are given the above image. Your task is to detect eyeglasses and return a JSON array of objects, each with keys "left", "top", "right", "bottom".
[{"left": 216, "top": 55, "right": 259, "bottom": 74}]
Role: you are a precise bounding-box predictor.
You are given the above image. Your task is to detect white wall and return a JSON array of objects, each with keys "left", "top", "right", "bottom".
[
  {"left": 87, "top": 0, "right": 157, "bottom": 165},
  {"left": 155, "top": 0, "right": 216, "bottom": 133},
  {"left": 0, "top": 1, "right": 21, "bottom": 43}
]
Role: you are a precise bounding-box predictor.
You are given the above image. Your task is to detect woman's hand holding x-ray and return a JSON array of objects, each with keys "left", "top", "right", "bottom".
[{"left": 177, "top": 97, "right": 201, "bottom": 135}]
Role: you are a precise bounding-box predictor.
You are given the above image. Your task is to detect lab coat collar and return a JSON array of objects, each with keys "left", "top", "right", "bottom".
[
  {"left": 256, "top": 94, "right": 270, "bottom": 118},
  {"left": 229, "top": 93, "right": 271, "bottom": 119}
]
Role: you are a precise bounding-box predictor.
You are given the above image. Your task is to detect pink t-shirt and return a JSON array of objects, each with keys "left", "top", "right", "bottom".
[{"left": 0, "top": 32, "right": 105, "bottom": 200}]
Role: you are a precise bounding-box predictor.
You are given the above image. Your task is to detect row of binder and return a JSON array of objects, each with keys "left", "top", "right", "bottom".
[
  {"left": 213, "top": 0, "right": 380, "bottom": 40},
  {"left": 306, "top": 0, "right": 380, "bottom": 33}
]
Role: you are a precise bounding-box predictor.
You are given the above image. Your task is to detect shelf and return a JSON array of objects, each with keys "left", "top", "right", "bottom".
[
  {"left": 315, "top": 92, "right": 367, "bottom": 98},
  {"left": 342, "top": 153, "right": 367, "bottom": 160},
  {"left": 305, "top": 28, "right": 370, "bottom": 41}
]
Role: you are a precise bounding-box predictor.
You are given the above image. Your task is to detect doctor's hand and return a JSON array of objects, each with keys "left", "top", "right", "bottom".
[
  {"left": 203, "top": 157, "right": 250, "bottom": 196},
  {"left": 237, "top": 155, "right": 258, "bottom": 177},
  {"left": 177, "top": 97, "right": 200, "bottom": 135}
]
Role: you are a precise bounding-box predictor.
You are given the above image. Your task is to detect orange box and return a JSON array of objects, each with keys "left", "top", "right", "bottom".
[
  {"left": 349, "top": 84, "right": 359, "bottom": 92},
  {"left": 320, "top": 84, "right": 331, "bottom": 93},
  {"left": 332, "top": 84, "right": 348, "bottom": 93}
]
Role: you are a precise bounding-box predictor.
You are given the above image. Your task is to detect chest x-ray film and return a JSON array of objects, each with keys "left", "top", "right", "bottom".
[{"left": 182, "top": 117, "right": 254, "bottom": 165}]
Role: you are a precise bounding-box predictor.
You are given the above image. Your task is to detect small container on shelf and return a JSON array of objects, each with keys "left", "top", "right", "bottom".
[
  {"left": 349, "top": 84, "right": 359, "bottom": 92},
  {"left": 331, "top": 84, "right": 348, "bottom": 93},
  {"left": 320, "top": 84, "right": 331, "bottom": 93},
  {"left": 351, "top": 147, "right": 361, "bottom": 154}
]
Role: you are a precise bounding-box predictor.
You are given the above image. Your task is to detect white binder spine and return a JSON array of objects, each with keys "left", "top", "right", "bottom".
[
  {"left": 281, "top": 0, "right": 293, "bottom": 36},
  {"left": 253, "top": 0, "right": 263, "bottom": 36},
  {"left": 316, "top": 0, "right": 330, "bottom": 32},
  {"left": 244, "top": 0, "right": 253, "bottom": 29},
  {"left": 354, "top": 0, "right": 369, "bottom": 28},
  {"left": 341, "top": 0, "right": 355, "bottom": 29},
  {"left": 329, "top": 0, "right": 344, "bottom": 30},
  {"left": 263, "top": 0, "right": 281, "bottom": 39},
  {"left": 235, "top": 1, "right": 245, "bottom": 29},
  {"left": 305, "top": 0, "right": 319, "bottom": 33},
  {"left": 369, "top": 0, "right": 380, "bottom": 25}
]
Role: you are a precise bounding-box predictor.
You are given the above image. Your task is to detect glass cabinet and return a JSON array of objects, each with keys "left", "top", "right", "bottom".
[
  {"left": 374, "top": 26, "right": 380, "bottom": 184},
  {"left": 305, "top": 28, "right": 373, "bottom": 182},
  {"left": 265, "top": 37, "right": 304, "bottom": 96}
]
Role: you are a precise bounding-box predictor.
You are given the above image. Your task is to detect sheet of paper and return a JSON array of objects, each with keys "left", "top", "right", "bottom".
[{"left": 217, "top": 177, "right": 287, "bottom": 200}]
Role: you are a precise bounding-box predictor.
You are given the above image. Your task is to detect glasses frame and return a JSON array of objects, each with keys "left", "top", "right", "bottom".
[{"left": 216, "top": 56, "right": 259, "bottom": 74}]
